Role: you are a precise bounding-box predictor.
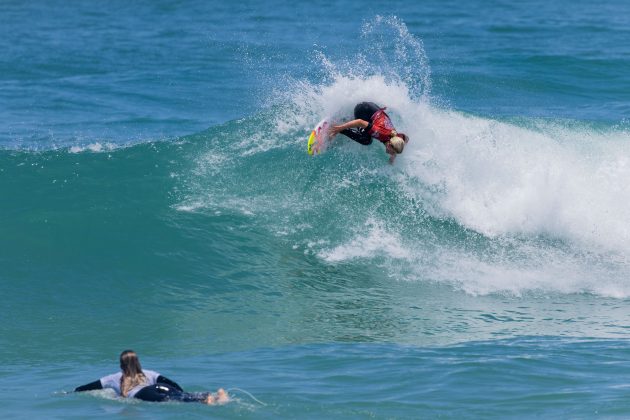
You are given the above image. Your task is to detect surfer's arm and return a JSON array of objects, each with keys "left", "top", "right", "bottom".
[
  {"left": 74, "top": 379, "right": 103, "bottom": 392},
  {"left": 330, "top": 119, "right": 369, "bottom": 136}
]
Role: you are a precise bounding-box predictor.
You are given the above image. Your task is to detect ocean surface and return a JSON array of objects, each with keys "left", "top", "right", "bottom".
[{"left": 2, "top": 0, "right": 630, "bottom": 418}]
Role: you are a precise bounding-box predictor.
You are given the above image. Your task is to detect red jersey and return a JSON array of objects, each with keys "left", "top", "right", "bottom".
[{"left": 367, "top": 109, "right": 397, "bottom": 143}]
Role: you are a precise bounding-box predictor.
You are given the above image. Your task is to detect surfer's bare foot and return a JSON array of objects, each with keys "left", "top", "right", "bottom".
[
  {"left": 204, "top": 389, "right": 229, "bottom": 405},
  {"left": 215, "top": 388, "right": 229, "bottom": 404}
]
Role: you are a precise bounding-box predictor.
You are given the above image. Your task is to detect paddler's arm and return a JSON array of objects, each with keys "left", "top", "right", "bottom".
[
  {"left": 330, "top": 119, "right": 369, "bottom": 136},
  {"left": 74, "top": 379, "right": 103, "bottom": 392}
]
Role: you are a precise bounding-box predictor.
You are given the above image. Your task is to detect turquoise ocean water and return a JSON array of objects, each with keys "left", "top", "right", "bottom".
[{"left": 3, "top": 0, "right": 630, "bottom": 418}]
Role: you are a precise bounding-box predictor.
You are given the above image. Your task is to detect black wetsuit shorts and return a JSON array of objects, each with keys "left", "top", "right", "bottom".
[
  {"left": 340, "top": 102, "right": 381, "bottom": 145},
  {"left": 134, "top": 383, "right": 209, "bottom": 403}
]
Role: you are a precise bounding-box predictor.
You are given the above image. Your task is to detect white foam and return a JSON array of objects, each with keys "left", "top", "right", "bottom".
[
  {"left": 185, "top": 16, "right": 630, "bottom": 297},
  {"left": 285, "top": 42, "right": 630, "bottom": 239},
  {"left": 286, "top": 71, "right": 630, "bottom": 296},
  {"left": 398, "top": 108, "right": 630, "bottom": 254},
  {"left": 68, "top": 142, "right": 117, "bottom": 153},
  {"left": 320, "top": 218, "right": 410, "bottom": 262},
  {"left": 424, "top": 244, "right": 630, "bottom": 298}
]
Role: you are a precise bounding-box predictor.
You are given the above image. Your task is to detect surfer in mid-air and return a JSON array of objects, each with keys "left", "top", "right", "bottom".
[
  {"left": 330, "top": 102, "right": 409, "bottom": 164},
  {"left": 74, "top": 350, "right": 229, "bottom": 405}
]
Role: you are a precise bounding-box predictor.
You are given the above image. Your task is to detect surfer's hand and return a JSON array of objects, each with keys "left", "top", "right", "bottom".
[{"left": 329, "top": 125, "right": 343, "bottom": 137}]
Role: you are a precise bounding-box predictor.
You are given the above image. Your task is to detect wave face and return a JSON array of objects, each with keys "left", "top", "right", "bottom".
[
  {"left": 178, "top": 99, "right": 630, "bottom": 298},
  {"left": 4, "top": 20, "right": 630, "bottom": 359},
  {"left": 169, "top": 18, "right": 630, "bottom": 298},
  {"left": 3, "top": 13, "right": 630, "bottom": 358},
  {"left": 3, "top": 5, "right": 630, "bottom": 418}
]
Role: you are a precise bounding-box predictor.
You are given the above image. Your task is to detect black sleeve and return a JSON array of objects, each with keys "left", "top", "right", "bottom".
[
  {"left": 156, "top": 375, "right": 183, "bottom": 392},
  {"left": 74, "top": 379, "right": 103, "bottom": 392}
]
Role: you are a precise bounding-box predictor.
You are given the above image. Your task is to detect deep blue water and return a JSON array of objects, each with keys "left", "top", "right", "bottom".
[{"left": 2, "top": 0, "right": 630, "bottom": 418}]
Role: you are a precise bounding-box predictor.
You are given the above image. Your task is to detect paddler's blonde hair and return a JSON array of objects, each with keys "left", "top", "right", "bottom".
[{"left": 119, "top": 350, "right": 147, "bottom": 397}]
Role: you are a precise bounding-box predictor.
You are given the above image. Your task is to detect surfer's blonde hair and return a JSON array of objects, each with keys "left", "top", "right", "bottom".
[
  {"left": 119, "top": 350, "right": 147, "bottom": 397},
  {"left": 389, "top": 136, "right": 405, "bottom": 154}
]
